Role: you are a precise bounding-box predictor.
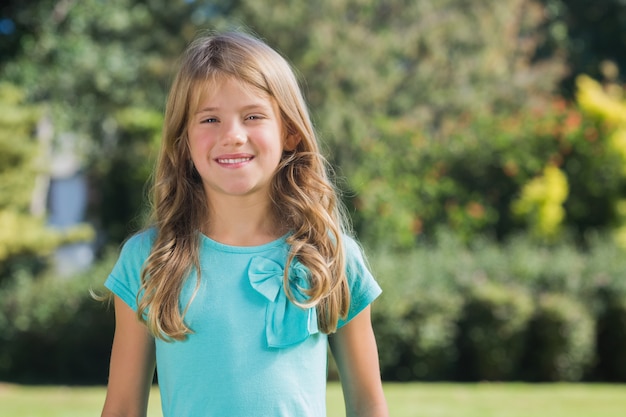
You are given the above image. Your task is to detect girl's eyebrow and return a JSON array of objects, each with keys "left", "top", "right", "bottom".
[{"left": 194, "top": 103, "right": 271, "bottom": 115}]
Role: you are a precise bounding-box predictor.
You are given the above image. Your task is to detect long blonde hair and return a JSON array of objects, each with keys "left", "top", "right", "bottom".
[{"left": 138, "top": 31, "right": 350, "bottom": 341}]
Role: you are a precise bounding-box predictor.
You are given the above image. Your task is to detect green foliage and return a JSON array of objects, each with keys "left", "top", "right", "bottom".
[
  {"left": 522, "top": 293, "right": 595, "bottom": 382},
  {"left": 1, "top": 230, "right": 625, "bottom": 383},
  {"left": 0, "top": 82, "right": 40, "bottom": 210},
  {"left": 594, "top": 289, "right": 626, "bottom": 381},
  {"left": 0, "top": 211, "right": 93, "bottom": 265},
  {"left": 187, "top": 0, "right": 566, "bottom": 247},
  {"left": 370, "top": 231, "right": 626, "bottom": 382},
  {"left": 0, "top": 83, "right": 94, "bottom": 274},
  {"left": 538, "top": 0, "right": 626, "bottom": 94},
  {"left": 372, "top": 264, "right": 463, "bottom": 380},
  {"left": 2, "top": 0, "right": 193, "bottom": 243},
  {"left": 0, "top": 250, "right": 117, "bottom": 383},
  {"left": 511, "top": 164, "right": 568, "bottom": 239},
  {"left": 575, "top": 75, "right": 626, "bottom": 247},
  {"left": 2, "top": 0, "right": 626, "bottom": 385},
  {"left": 3, "top": 0, "right": 619, "bottom": 250},
  {"left": 455, "top": 282, "right": 534, "bottom": 381},
  {"left": 355, "top": 84, "right": 625, "bottom": 248}
]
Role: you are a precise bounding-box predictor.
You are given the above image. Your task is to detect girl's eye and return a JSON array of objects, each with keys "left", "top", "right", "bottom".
[
  {"left": 246, "top": 114, "right": 263, "bottom": 121},
  {"left": 201, "top": 117, "right": 218, "bottom": 124}
]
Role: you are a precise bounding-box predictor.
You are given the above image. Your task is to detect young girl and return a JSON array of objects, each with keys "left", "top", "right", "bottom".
[{"left": 101, "top": 31, "right": 388, "bottom": 417}]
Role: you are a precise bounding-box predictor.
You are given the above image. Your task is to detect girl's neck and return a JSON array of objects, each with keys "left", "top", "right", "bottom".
[{"left": 203, "top": 197, "right": 286, "bottom": 246}]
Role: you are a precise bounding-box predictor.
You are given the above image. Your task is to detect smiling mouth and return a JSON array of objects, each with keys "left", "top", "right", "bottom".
[{"left": 216, "top": 157, "right": 253, "bottom": 164}]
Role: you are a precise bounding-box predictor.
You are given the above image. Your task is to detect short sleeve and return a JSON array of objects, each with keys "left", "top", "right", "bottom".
[
  {"left": 104, "top": 229, "right": 156, "bottom": 312},
  {"left": 337, "top": 235, "right": 382, "bottom": 328}
]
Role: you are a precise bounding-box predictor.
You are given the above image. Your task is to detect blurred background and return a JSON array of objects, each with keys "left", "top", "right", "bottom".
[{"left": 0, "top": 0, "right": 625, "bottom": 385}]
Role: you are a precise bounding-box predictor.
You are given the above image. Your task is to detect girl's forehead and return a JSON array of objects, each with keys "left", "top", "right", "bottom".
[{"left": 189, "top": 76, "right": 271, "bottom": 112}]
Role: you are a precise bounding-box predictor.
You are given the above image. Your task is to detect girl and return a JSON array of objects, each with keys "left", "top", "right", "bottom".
[{"left": 101, "top": 31, "right": 388, "bottom": 417}]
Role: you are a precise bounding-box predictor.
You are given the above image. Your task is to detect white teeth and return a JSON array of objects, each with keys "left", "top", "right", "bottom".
[{"left": 217, "top": 157, "right": 251, "bottom": 164}]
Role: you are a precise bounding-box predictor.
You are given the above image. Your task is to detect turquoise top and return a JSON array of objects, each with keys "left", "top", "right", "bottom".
[{"left": 105, "top": 229, "right": 381, "bottom": 417}]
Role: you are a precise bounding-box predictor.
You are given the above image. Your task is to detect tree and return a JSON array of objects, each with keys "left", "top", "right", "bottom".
[
  {"left": 4, "top": 0, "right": 621, "bottom": 249},
  {"left": 535, "top": 0, "right": 626, "bottom": 97},
  {"left": 203, "top": 0, "right": 565, "bottom": 246},
  {"left": 0, "top": 82, "right": 92, "bottom": 280},
  {"left": 1, "top": 0, "right": 200, "bottom": 242}
]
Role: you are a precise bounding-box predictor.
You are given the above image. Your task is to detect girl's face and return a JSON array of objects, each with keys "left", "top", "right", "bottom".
[{"left": 187, "top": 77, "right": 298, "bottom": 205}]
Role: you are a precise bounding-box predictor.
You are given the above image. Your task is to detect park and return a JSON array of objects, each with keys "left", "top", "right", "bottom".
[{"left": 1, "top": 1, "right": 625, "bottom": 415}]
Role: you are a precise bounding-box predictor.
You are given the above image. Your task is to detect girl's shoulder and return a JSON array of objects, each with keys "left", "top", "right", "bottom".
[
  {"left": 342, "top": 233, "right": 362, "bottom": 252},
  {"left": 105, "top": 228, "right": 158, "bottom": 310},
  {"left": 123, "top": 227, "right": 157, "bottom": 246},
  {"left": 337, "top": 233, "right": 382, "bottom": 328},
  {"left": 341, "top": 233, "right": 371, "bottom": 271},
  {"left": 117, "top": 227, "right": 158, "bottom": 261}
]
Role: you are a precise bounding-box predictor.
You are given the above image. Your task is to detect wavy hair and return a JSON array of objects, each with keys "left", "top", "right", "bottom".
[{"left": 138, "top": 31, "right": 350, "bottom": 340}]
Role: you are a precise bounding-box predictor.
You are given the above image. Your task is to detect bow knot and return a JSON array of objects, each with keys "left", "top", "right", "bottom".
[{"left": 249, "top": 256, "right": 319, "bottom": 348}]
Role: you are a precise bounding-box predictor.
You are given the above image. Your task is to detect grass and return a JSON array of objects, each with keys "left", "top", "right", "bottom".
[{"left": 1, "top": 382, "right": 626, "bottom": 416}]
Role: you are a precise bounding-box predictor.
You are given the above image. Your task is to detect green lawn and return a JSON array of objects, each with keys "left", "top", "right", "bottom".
[{"left": 1, "top": 382, "right": 625, "bottom": 417}]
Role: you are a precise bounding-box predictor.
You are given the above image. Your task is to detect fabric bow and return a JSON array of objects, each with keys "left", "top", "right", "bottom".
[{"left": 248, "top": 256, "right": 319, "bottom": 348}]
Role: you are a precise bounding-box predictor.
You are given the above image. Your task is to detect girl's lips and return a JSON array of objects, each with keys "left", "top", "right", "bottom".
[
  {"left": 216, "top": 157, "right": 252, "bottom": 164},
  {"left": 214, "top": 154, "right": 254, "bottom": 166}
]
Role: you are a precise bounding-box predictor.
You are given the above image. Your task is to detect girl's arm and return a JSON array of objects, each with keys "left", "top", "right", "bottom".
[
  {"left": 101, "top": 295, "right": 156, "bottom": 417},
  {"left": 329, "top": 306, "right": 389, "bottom": 417}
]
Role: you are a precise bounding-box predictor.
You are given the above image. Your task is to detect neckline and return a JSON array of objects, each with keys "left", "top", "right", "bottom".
[{"left": 199, "top": 232, "right": 291, "bottom": 253}]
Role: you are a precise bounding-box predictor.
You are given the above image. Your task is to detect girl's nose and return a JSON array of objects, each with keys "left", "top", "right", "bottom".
[
  {"left": 222, "top": 133, "right": 245, "bottom": 146},
  {"left": 222, "top": 122, "right": 246, "bottom": 146}
]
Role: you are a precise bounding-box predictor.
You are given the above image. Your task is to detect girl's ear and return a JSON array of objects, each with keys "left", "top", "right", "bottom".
[{"left": 283, "top": 133, "right": 301, "bottom": 151}]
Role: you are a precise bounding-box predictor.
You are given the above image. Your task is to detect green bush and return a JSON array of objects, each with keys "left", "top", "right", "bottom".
[
  {"left": 368, "top": 231, "right": 626, "bottom": 382},
  {"left": 370, "top": 244, "right": 465, "bottom": 381},
  {"left": 353, "top": 92, "right": 623, "bottom": 250},
  {"left": 578, "top": 234, "right": 626, "bottom": 381},
  {"left": 454, "top": 282, "right": 534, "bottom": 381},
  {"left": 2, "top": 232, "right": 626, "bottom": 383},
  {"left": 521, "top": 293, "right": 595, "bottom": 382},
  {"left": 373, "top": 288, "right": 463, "bottom": 381},
  {"left": 594, "top": 288, "right": 626, "bottom": 381},
  {"left": 0, "top": 251, "right": 116, "bottom": 384}
]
